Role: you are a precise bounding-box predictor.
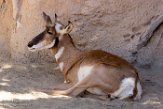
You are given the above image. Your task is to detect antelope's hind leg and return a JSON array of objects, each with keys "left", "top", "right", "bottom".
[
  {"left": 53, "top": 82, "right": 73, "bottom": 90},
  {"left": 40, "top": 83, "right": 72, "bottom": 95}
]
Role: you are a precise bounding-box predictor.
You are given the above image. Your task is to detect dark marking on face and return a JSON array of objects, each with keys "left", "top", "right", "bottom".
[
  {"left": 27, "top": 32, "right": 45, "bottom": 47},
  {"left": 27, "top": 12, "right": 63, "bottom": 50},
  {"left": 27, "top": 25, "right": 60, "bottom": 49}
]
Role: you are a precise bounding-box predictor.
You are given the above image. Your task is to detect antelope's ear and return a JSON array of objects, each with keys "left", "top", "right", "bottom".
[
  {"left": 42, "top": 12, "right": 53, "bottom": 26},
  {"left": 60, "top": 21, "right": 73, "bottom": 34}
]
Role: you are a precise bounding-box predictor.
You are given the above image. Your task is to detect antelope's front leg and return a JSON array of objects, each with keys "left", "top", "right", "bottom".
[
  {"left": 63, "top": 74, "right": 71, "bottom": 83},
  {"left": 53, "top": 82, "right": 73, "bottom": 90}
]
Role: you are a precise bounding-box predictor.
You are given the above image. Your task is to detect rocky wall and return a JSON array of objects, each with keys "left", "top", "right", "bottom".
[{"left": 0, "top": 0, "right": 163, "bottom": 67}]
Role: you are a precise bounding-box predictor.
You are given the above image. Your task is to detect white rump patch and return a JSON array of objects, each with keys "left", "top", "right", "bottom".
[
  {"left": 77, "top": 66, "right": 94, "bottom": 81},
  {"left": 55, "top": 47, "right": 65, "bottom": 61},
  {"left": 55, "top": 22, "right": 63, "bottom": 33},
  {"left": 111, "top": 77, "right": 135, "bottom": 100},
  {"left": 87, "top": 87, "right": 106, "bottom": 95}
]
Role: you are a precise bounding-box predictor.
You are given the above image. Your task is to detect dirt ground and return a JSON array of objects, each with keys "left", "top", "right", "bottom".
[
  {"left": 0, "top": 62, "right": 163, "bottom": 109},
  {"left": 1, "top": 0, "right": 163, "bottom": 109}
]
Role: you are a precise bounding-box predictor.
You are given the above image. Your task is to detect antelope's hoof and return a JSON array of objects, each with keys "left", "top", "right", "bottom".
[{"left": 64, "top": 79, "right": 70, "bottom": 84}]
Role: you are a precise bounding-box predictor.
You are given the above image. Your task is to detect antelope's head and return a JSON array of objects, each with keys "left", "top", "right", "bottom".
[{"left": 27, "top": 12, "right": 73, "bottom": 51}]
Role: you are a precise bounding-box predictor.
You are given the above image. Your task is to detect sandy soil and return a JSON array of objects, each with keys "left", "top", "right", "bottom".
[{"left": 0, "top": 62, "right": 163, "bottom": 109}]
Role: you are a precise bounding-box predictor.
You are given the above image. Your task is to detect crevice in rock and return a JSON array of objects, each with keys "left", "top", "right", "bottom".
[
  {"left": 0, "top": 0, "right": 7, "bottom": 17},
  {"left": 136, "top": 13, "right": 163, "bottom": 50},
  {"left": 128, "top": 13, "right": 163, "bottom": 66},
  {"left": 12, "top": 0, "right": 23, "bottom": 33}
]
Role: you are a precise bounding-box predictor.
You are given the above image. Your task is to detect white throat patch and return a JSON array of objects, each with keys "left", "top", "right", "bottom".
[
  {"left": 55, "top": 47, "right": 65, "bottom": 61},
  {"left": 59, "top": 62, "right": 64, "bottom": 71}
]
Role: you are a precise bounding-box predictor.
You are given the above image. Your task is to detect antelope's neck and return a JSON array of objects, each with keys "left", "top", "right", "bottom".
[{"left": 53, "top": 35, "right": 81, "bottom": 74}]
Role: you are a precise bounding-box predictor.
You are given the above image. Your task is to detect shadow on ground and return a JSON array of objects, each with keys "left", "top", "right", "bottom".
[{"left": 0, "top": 62, "right": 163, "bottom": 109}]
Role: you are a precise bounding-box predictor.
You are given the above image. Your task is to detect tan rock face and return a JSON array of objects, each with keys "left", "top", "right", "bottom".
[
  {"left": 0, "top": 0, "right": 163, "bottom": 66},
  {"left": 0, "top": 0, "right": 14, "bottom": 62}
]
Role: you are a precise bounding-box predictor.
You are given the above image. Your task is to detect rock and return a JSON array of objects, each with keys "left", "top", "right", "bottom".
[{"left": 0, "top": 0, "right": 163, "bottom": 67}]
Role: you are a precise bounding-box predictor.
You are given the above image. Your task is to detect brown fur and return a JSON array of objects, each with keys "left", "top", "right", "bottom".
[
  {"left": 28, "top": 13, "right": 141, "bottom": 100},
  {"left": 50, "top": 34, "right": 139, "bottom": 99}
]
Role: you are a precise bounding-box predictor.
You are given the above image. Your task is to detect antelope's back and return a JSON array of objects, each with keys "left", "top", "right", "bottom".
[{"left": 78, "top": 50, "right": 138, "bottom": 77}]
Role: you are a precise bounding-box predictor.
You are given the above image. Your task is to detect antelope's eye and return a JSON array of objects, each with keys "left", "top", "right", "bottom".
[{"left": 47, "top": 31, "right": 53, "bottom": 35}]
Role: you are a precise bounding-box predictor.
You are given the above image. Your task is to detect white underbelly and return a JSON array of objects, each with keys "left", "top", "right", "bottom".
[{"left": 87, "top": 87, "right": 106, "bottom": 95}]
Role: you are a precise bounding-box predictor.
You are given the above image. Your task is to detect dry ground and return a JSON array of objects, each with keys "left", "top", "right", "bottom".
[{"left": 0, "top": 62, "right": 163, "bottom": 109}]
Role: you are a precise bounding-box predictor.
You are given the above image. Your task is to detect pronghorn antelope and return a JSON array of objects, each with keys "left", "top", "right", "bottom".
[{"left": 27, "top": 12, "right": 142, "bottom": 100}]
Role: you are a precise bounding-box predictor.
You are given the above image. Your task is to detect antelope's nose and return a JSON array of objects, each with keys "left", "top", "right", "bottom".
[{"left": 27, "top": 42, "right": 34, "bottom": 48}]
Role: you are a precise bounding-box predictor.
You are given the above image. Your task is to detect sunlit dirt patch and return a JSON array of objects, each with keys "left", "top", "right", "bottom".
[{"left": 0, "top": 91, "right": 70, "bottom": 101}]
